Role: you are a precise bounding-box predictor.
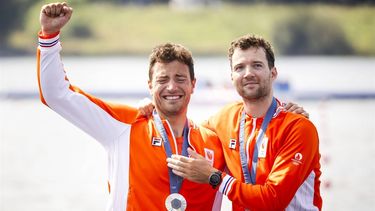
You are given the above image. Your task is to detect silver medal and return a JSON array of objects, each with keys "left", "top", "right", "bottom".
[{"left": 165, "top": 193, "right": 187, "bottom": 211}]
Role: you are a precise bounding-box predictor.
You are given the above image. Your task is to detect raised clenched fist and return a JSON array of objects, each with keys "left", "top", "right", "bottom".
[{"left": 40, "top": 2, "right": 73, "bottom": 35}]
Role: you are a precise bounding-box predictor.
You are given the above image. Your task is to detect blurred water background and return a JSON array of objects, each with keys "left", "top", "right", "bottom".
[{"left": 1, "top": 56, "right": 374, "bottom": 210}]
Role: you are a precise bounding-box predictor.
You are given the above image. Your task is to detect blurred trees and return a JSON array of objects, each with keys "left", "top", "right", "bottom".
[
  {"left": 0, "top": 0, "right": 35, "bottom": 54},
  {"left": 222, "top": 0, "right": 375, "bottom": 4},
  {"left": 273, "top": 12, "right": 353, "bottom": 55},
  {"left": 0, "top": 0, "right": 373, "bottom": 55}
]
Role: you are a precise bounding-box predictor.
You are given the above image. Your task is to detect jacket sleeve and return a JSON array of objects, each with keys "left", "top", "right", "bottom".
[
  {"left": 37, "top": 32, "right": 137, "bottom": 149},
  {"left": 218, "top": 118, "right": 320, "bottom": 210}
]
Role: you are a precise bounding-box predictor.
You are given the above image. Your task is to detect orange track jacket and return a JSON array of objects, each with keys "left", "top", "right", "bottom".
[
  {"left": 37, "top": 32, "right": 225, "bottom": 211},
  {"left": 204, "top": 101, "right": 322, "bottom": 211}
]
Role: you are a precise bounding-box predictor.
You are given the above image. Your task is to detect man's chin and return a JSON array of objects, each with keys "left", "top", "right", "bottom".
[
  {"left": 159, "top": 106, "right": 184, "bottom": 116},
  {"left": 240, "top": 91, "right": 256, "bottom": 98},
  {"left": 242, "top": 92, "right": 269, "bottom": 102}
]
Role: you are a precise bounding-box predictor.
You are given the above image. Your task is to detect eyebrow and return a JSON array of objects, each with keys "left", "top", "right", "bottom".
[
  {"left": 233, "top": 63, "right": 244, "bottom": 68},
  {"left": 176, "top": 74, "right": 187, "bottom": 77},
  {"left": 156, "top": 75, "right": 168, "bottom": 79},
  {"left": 253, "top": 61, "right": 264, "bottom": 65}
]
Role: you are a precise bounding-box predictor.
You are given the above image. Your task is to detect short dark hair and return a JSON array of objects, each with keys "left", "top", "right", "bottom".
[
  {"left": 228, "top": 34, "right": 275, "bottom": 69},
  {"left": 149, "top": 43, "right": 195, "bottom": 81}
]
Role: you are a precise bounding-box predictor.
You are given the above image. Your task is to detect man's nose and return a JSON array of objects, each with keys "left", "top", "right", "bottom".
[
  {"left": 243, "top": 66, "right": 255, "bottom": 77},
  {"left": 166, "top": 81, "right": 178, "bottom": 91}
]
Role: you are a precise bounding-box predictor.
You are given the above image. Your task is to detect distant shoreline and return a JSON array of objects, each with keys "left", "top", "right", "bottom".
[{"left": 5, "top": 3, "right": 375, "bottom": 56}]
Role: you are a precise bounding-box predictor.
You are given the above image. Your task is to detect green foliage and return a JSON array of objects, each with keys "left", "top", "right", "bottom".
[
  {"left": 0, "top": 0, "right": 35, "bottom": 53},
  {"left": 5, "top": 3, "right": 375, "bottom": 55},
  {"left": 67, "top": 19, "right": 93, "bottom": 38},
  {"left": 221, "top": 0, "right": 375, "bottom": 4},
  {"left": 273, "top": 12, "right": 353, "bottom": 55}
]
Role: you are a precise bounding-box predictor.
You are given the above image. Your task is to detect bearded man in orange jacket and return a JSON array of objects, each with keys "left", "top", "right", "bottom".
[{"left": 167, "top": 35, "right": 322, "bottom": 211}]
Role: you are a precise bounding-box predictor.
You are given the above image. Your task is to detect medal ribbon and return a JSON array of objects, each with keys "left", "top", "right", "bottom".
[
  {"left": 153, "top": 110, "right": 189, "bottom": 194},
  {"left": 239, "top": 97, "right": 277, "bottom": 184}
]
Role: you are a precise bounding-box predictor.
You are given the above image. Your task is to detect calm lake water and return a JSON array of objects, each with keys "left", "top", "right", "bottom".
[{"left": 1, "top": 56, "right": 375, "bottom": 210}]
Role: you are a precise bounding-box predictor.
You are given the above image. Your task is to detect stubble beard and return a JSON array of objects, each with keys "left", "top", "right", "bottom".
[
  {"left": 156, "top": 98, "right": 188, "bottom": 118},
  {"left": 239, "top": 80, "right": 271, "bottom": 102}
]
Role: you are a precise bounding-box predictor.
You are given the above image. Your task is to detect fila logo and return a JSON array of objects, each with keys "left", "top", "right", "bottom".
[
  {"left": 151, "top": 137, "right": 162, "bottom": 147},
  {"left": 204, "top": 148, "right": 214, "bottom": 166},
  {"left": 229, "top": 139, "right": 237, "bottom": 149},
  {"left": 291, "top": 152, "right": 303, "bottom": 165}
]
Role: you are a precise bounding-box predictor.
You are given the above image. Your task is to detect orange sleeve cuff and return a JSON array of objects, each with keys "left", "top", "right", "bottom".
[
  {"left": 38, "top": 30, "right": 60, "bottom": 39},
  {"left": 222, "top": 172, "right": 227, "bottom": 179}
]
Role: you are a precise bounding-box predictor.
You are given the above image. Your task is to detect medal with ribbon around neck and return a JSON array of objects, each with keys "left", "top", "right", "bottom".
[{"left": 153, "top": 110, "right": 188, "bottom": 211}]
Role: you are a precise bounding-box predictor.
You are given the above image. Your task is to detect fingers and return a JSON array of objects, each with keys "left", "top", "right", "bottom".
[
  {"left": 40, "top": 2, "right": 73, "bottom": 35},
  {"left": 284, "top": 102, "right": 298, "bottom": 111},
  {"left": 301, "top": 111, "right": 310, "bottom": 119},
  {"left": 137, "top": 97, "right": 154, "bottom": 117},
  {"left": 138, "top": 108, "right": 147, "bottom": 117},
  {"left": 285, "top": 102, "right": 302, "bottom": 113},
  {"left": 291, "top": 106, "right": 304, "bottom": 113},
  {"left": 42, "top": 2, "right": 72, "bottom": 17},
  {"left": 166, "top": 157, "right": 188, "bottom": 176},
  {"left": 167, "top": 159, "right": 185, "bottom": 172},
  {"left": 187, "top": 148, "right": 203, "bottom": 159},
  {"left": 285, "top": 102, "right": 310, "bottom": 119},
  {"left": 167, "top": 156, "right": 202, "bottom": 182},
  {"left": 166, "top": 155, "right": 193, "bottom": 172},
  {"left": 62, "top": 4, "right": 73, "bottom": 17},
  {"left": 42, "top": 3, "right": 57, "bottom": 17},
  {"left": 171, "top": 154, "right": 193, "bottom": 163},
  {"left": 171, "top": 169, "right": 185, "bottom": 177},
  {"left": 167, "top": 154, "right": 214, "bottom": 183}
]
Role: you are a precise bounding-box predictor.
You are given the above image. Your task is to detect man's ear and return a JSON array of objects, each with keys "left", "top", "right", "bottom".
[
  {"left": 191, "top": 78, "right": 196, "bottom": 94},
  {"left": 271, "top": 67, "right": 278, "bottom": 81},
  {"left": 148, "top": 80, "right": 153, "bottom": 95},
  {"left": 230, "top": 70, "right": 235, "bottom": 85}
]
